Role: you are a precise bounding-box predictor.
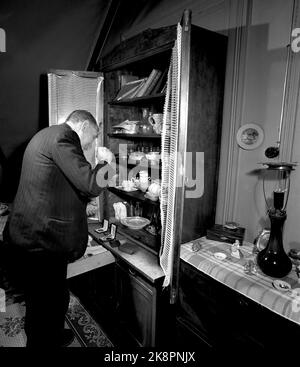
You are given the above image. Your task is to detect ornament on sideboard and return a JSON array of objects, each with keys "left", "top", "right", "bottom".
[{"left": 256, "top": 161, "right": 297, "bottom": 278}]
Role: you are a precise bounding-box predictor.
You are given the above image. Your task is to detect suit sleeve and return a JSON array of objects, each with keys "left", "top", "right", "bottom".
[{"left": 51, "top": 129, "right": 104, "bottom": 198}]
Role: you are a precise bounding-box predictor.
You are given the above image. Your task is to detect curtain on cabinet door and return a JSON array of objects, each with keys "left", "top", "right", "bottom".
[
  {"left": 47, "top": 70, "right": 104, "bottom": 166},
  {"left": 160, "top": 23, "right": 182, "bottom": 288},
  {"left": 47, "top": 70, "right": 104, "bottom": 219}
]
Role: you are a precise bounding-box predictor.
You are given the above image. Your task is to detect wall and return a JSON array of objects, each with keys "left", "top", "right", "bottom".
[
  {"left": 101, "top": 0, "right": 231, "bottom": 57},
  {"left": 216, "top": 0, "right": 300, "bottom": 249},
  {"left": 0, "top": 0, "right": 109, "bottom": 200}
]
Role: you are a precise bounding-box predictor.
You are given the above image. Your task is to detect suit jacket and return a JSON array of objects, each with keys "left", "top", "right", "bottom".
[{"left": 4, "top": 123, "right": 103, "bottom": 262}]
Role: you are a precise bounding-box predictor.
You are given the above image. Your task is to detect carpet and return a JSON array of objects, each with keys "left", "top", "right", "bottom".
[{"left": 0, "top": 292, "right": 113, "bottom": 348}]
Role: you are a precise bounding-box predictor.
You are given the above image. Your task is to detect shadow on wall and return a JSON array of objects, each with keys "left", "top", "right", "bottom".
[
  {"left": 0, "top": 140, "right": 31, "bottom": 203},
  {"left": 0, "top": 74, "right": 49, "bottom": 203}
]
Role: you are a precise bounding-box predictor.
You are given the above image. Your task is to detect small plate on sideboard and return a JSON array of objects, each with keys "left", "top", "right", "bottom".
[{"left": 272, "top": 280, "right": 291, "bottom": 292}]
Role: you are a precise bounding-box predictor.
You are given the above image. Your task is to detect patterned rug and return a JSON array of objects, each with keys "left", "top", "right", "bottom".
[{"left": 0, "top": 292, "right": 113, "bottom": 348}]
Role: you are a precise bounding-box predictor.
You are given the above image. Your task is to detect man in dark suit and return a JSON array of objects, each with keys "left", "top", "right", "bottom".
[{"left": 3, "top": 110, "right": 113, "bottom": 347}]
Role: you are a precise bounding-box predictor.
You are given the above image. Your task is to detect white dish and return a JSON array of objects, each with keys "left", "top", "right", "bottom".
[
  {"left": 272, "top": 280, "right": 291, "bottom": 292},
  {"left": 116, "top": 186, "right": 138, "bottom": 192},
  {"left": 214, "top": 252, "right": 227, "bottom": 260},
  {"left": 121, "top": 216, "right": 150, "bottom": 230}
]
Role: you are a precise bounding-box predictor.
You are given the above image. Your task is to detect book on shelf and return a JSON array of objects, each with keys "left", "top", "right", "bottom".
[
  {"left": 120, "top": 74, "right": 138, "bottom": 86},
  {"left": 115, "top": 78, "right": 146, "bottom": 101},
  {"left": 151, "top": 68, "right": 168, "bottom": 95},
  {"left": 160, "top": 83, "right": 167, "bottom": 94},
  {"left": 135, "top": 69, "right": 162, "bottom": 97},
  {"left": 125, "top": 78, "right": 148, "bottom": 99},
  {"left": 144, "top": 69, "right": 163, "bottom": 95}
]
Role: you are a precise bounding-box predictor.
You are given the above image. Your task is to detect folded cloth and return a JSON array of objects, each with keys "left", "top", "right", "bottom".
[{"left": 113, "top": 202, "right": 127, "bottom": 221}]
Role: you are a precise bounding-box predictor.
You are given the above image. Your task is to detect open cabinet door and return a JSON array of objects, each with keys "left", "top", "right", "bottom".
[
  {"left": 160, "top": 9, "right": 227, "bottom": 303},
  {"left": 47, "top": 69, "right": 105, "bottom": 219},
  {"left": 160, "top": 10, "right": 191, "bottom": 303}
]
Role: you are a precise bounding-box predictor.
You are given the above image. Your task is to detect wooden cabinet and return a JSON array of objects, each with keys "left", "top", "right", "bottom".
[
  {"left": 91, "top": 9, "right": 228, "bottom": 345},
  {"left": 96, "top": 10, "right": 227, "bottom": 269},
  {"left": 177, "top": 259, "right": 300, "bottom": 350}
]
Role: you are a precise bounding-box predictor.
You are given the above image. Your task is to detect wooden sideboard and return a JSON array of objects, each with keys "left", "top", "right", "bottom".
[{"left": 177, "top": 238, "right": 300, "bottom": 350}]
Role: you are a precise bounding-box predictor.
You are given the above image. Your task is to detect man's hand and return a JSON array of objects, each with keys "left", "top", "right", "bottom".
[
  {"left": 86, "top": 199, "right": 98, "bottom": 217},
  {"left": 97, "top": 147, "right": 114, "bottom": 165}
]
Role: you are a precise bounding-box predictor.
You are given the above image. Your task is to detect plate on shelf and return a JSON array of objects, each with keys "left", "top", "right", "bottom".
[
  {"left": 121, "top": 216, "right": 150, "bottom": 230},
  {"left": 115, "top": 186, "right": 138, "bottom": 192},
  {"left": 272, "top": 280, "right": 291, "bottom": 292}
]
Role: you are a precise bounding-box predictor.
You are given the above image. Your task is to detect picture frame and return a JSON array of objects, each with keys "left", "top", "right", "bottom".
[{"left": 236, "top": 123, "right": 264, "bottom": 150}]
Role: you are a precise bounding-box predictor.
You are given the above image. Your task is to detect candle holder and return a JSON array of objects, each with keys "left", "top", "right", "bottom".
[{"left": 257, "top": 162, "right": 297, "bottom": 278}]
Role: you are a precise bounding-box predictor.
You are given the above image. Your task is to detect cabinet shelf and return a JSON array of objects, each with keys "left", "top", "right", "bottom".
[
  {"left": 108, "top": 187, "right": 160, "bottom": 206},
  {"left": 116, "top": 158, "right": 161, "bottom": 171},
  {"left": 108, "top": 93, "right": 165, "bottom": 106},
  {"left": 108, "top": 133, "right": 161, "bottom": 140}
]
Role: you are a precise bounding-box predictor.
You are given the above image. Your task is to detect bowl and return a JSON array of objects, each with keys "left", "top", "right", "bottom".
[{"left": 121, "top": 216, "right": 150, "bottom": 230}]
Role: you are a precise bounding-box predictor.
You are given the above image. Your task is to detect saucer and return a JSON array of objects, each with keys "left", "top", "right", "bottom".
[
  {"left": 214, "top": 252, "right": 227, "bottom": 260},
  {"left": 272, "top": 280, "right": 291, "bottom": 292}
]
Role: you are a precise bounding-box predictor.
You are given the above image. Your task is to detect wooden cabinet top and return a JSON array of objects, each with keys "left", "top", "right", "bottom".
[
  {"left": 98, "top": 25, "right": 176, "bottom": 71},
  {"left": 88, "top": 222, "right": 164, "bottom": 284}
]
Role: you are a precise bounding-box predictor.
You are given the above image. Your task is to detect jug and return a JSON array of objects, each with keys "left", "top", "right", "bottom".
[{"left": 138, "top": 108, "right": 154, "bottom": 134}]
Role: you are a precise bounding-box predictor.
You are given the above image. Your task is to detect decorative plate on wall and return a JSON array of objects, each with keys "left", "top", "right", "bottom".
[{"left": 236, "top": 123, "right": 264, "bottom": 150}]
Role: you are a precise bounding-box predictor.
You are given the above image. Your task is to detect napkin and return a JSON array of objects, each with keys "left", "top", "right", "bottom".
[{"left": 113, "top": 202, "right": 127, "bottom": 221}]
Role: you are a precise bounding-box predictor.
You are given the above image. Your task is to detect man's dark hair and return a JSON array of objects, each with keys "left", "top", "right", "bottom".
[{"left": 65, "top": 110, "right": 97, "bottom": 127}]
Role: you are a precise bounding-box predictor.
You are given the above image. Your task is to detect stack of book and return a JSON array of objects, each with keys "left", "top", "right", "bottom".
[{"left": 114, "top": 68, "right": 167, "bottom": 101}]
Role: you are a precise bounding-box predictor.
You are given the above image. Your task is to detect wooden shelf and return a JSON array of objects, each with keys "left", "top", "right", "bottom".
[
  {"left": 108, "top": 187, "right": 160, "bottom": 206},
  {"left": 108, "top": 93, "right": 165, "bottom": 106},
  {"left": 115, "top": 156, "right": 161, "bottom": 170},
  {"left": 108, "top": 133, "right": 161, "bottom": 140}
]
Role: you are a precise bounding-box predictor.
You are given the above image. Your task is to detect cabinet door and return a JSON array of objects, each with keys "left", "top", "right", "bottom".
[
  {"left": 178, "top": 260, "right": 218, "bottom": 347},
  {"left": 115, "top": 261, "right": 157, "bottom": 347},
  {"left": 160, "top": 10, "right": 227, "bottom": 302}
]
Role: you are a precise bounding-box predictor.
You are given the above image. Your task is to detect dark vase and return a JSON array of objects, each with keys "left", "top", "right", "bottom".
[{"left": 257, "top": 210, "right": 292, "bottom": 278}]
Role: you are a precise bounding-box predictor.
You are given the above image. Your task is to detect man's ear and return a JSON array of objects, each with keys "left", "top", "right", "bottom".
[{"left": 81, "top": 120, "right": 89, "bottom": 132}]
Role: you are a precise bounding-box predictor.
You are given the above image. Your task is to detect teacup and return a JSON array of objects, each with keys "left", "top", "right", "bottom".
[{"left": 150, "top": 113, "right": 163, "bottom": 134}]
